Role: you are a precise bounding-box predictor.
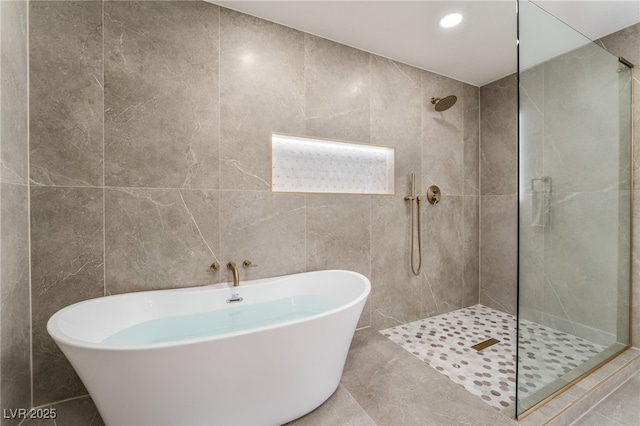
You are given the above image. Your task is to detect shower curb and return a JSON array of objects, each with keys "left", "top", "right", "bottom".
[{"left": 544, "top": 347, "right": 640, "bottom": 426}]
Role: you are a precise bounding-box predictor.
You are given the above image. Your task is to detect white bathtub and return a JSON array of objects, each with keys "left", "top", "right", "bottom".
[{"left": 47, "top": 270, "right": 370, "bottom": 426}]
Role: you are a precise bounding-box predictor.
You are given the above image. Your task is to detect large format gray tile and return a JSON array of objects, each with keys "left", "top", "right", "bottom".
[
  {"left": 105, "top": 188, "right": 221, "bottom": 295},
  {"left": 462, "top": 83, "right": 480, "bottom": 309},
  {"left": 104, "top": 1, "right": 220, "bottom": 189},
  {"left": 0, "top": 2, "right": 30, "bottom": 423},
  {"left": 30, "top": 186, "right": 104, "bottom": 405},
  {"left": 305, "top": 195, "right": 371, "bottom": 277},
  {"left": 543, "top": 43, "right": 626, "bottom": 193},
  {"left": 462, "top": 195, "right": 479, "bottom": 307},
  {"left": 220, "top": 7, "right": 305, "bottom": 190},
  {"left": 479, "top": 194, "right": 517, "bottom": 315},
  {"left": 573, "top": 371, "right": 640, "bottom": 426},
  {"left": 21, "top": 396, "right": 105, "bottom": 426},
  {"left": 342, "top": 329, "right": 517, "bottom": 426},
  {"left": 571, "top": 358, "right": 640, "bottom": 426},
  {"left": 479, "top": 74, "right": 518, "bottom": 196},
  {"left": 219, "top": 191, "right": 306, "bottom": 280},
  {"left": 423, "top": 195, "right": 464, "bottom": 317},
  {"left": 29, "top": 1, "right": 103, "bottom": 187},
  {"left": 305, "top": 34, "right": 370, "bottom": 143},
  {"left": 574, "top": 411, "right": 621, "bottom": 426},
  {"left": 518, "top": 196, "right": 545, "bottom": 324},
  {"left": 370, "top": 193, "right": 421, "bottom": 331},
  {"left": 0, "top": 1, "right": 29, "bottom": 185},
  {"left": 20, "top": 415, "right": 55, "bottom": 426},
  {"left": 286, "top": 384, "right": 376, "bottom": 426},
  {"left": 0, "top": 183, "right": 30, "bottom": 424},
  {"left": 370, "top": 55, "right": 421, "bottom": 197},
  {"left": 518, "top": 74, "right": 546, "bottom": 311},
  {"left": 634, "top": 190, "right": 640, "bottom": 348},
  {"left": 542, "top": 191, "right": 624, "bottom": 338},
  {"left": 422, "top": 70, "right": 464, "bottom": 196},
  {"left": 52, "top": 396, "right": 104, "bottom": 426},
  {"left": 634, "top": 69, "right": 640, "bottom": 196},
  {"left": 463, "top": 83, "right": 480, "bottom": 196},
  {"left": 518, "top": 65, "right": 545, "bottom": 192}
]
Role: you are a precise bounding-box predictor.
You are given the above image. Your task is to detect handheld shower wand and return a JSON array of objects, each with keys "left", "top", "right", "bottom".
[{"left": 405, "top": 173, "right": 423, "bottom": 275}]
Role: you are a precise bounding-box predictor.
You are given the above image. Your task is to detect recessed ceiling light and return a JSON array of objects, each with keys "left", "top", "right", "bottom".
[{"left": 440, "top": 13, "right": 463, "bottom": 28}]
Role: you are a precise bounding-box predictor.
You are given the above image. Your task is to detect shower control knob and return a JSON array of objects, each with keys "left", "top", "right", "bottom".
[
  {"left": 243, "top": 260, "right": 258, "bottom": 268},
  {"left": 427, "top": 186, "right": 441, "bottom": 205}
]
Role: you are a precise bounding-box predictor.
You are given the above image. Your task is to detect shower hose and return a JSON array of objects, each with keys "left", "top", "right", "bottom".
[{"left": 408, "top": 194, "right": 423, "bottom": 276}]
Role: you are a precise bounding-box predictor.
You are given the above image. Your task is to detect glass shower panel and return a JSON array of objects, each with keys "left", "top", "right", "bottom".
[{"left": 517, "top": 0, "right": 632, "bottom": 417}]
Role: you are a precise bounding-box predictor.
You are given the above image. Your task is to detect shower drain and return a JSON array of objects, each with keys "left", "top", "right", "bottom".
[{"left": 471, "top": 338, "right": 500, "bottom": 351}]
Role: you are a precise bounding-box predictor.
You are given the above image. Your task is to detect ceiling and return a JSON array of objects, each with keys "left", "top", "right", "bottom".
[{"left": 209, "top": 1, "right": 640, "bottom": 87}]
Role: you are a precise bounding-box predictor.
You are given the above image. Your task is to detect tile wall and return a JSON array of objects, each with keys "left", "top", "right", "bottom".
[
  {"left": 0, "top": 1, "right": 31, "bottom": 423},
  {"left": 22, "top": 0, "right": 480, "bottom": 408},
  {"left": 479, "top": 74, "right": 519, "bottom": 315}
]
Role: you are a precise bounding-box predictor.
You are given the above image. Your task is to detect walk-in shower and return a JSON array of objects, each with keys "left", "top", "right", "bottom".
[
  {"left": 517, "top": 0, "right": 634, "bottom": 417},
  {"left": 381, "top": 1, "right": 634, "bottom": 420}
]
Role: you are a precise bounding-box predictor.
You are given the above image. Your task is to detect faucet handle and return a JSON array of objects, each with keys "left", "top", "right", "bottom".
[
  {"left": 209, "top": 262, "right": 220, "bottom": 271},
  {"left": 242, "top": 260, "right": 258, "bottom": 268}
]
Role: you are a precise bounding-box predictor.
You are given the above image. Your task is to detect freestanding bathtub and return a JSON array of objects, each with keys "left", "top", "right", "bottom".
[{"left": 47, "top": 270, "right": 370, "bottom": 426}]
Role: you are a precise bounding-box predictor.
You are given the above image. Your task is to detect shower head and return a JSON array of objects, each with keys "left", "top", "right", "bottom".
[{"left": 431, "top": 95, "right": 457, "bottom": 112}]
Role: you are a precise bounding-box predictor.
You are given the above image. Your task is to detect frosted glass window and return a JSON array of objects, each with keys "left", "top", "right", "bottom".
[{"left": 271, "top": 133, "right": 395, "bottom": 195}]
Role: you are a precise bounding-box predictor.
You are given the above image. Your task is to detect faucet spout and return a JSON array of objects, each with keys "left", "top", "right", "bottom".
[{"left": 227, "top": 261, "right": 240, "bottom": 287}]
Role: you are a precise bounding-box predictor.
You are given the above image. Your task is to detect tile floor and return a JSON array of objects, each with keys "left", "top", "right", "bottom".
[
  {"left": 380, "top": 304, "right": 605, "bottom": 411},
  {"left": 381, "top": 305, "right": 517, "bottom": 409},
  {"left": 22, "top": 308, "right": 640, "bottom": 426},
  {"left": 572, "top": 371, "right": 640, "bottom": 426}
]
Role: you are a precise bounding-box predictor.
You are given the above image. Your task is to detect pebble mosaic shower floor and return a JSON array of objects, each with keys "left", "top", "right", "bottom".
[{"left": 380, "top": 304, "right": 605, "bottom": 410}]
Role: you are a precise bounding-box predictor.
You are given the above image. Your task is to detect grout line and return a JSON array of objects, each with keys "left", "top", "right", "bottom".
[
  {"left": 461, "top": 87, "right": 466, "bottom": 310},
  {"left": 419, "top": 69, "right": 424, "bottom": 318},
  {"left": 301, "top": 39, "right": 307, "bottom": 285},
  {"left": 302, "top": 32, "right": 309, "bottom": 277},
  {"left": 477, "top": 86, "right": 482, "bottom": 307},
  {"left": 0, "top": 4, "right": 3, "bottom": 416},
  {"left": 367, "top": 53, "right": 372, "bottom": 327},
  {"left": 102, "top": 0, "right": 106, "bottom": 298},
  {"left": 25, "top": 183, "right": 625, "bottom": 196},
  {"left": 217, "top": 5, "right": 221, "bottom": 285},
  {"left": 1, "top": 1, "right": 5, "bottom": 419},
  {"left": 367, "top": 194, "right": 372, "bottom": 326},
  {"left": 30, "top": 394, "right": 93, "bottom": 411},
  {"left": 26, "top": 0, "right": 34, "bottom": 412},
  {"left": 28, "top": 184, "right": 270, "bottom": 192}
]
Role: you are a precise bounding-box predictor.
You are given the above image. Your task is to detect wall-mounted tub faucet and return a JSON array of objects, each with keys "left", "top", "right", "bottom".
[
  {"left": 227, "top": 261, "right": 240, "bottom": 287},
  {"left": 226, "top": 261, "right": 243, "bottom": 302}
]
